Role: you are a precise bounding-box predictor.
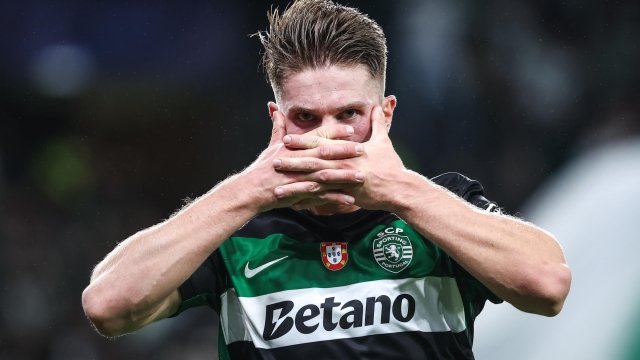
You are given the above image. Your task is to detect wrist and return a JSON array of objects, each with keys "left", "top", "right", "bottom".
[
  {"left": 384, "top": 170, "right": 442, "bottom": 216},
  {"left": 211, "top": 172, "right": 266, "bottom": 215},
  {"left": 223, "top": 168, "right": 280, "bottom": 214}
]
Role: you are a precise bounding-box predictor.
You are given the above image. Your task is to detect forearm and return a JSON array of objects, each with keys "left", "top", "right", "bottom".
[
  {"left": 82, "top": 175, "right": 259, "bottom": 335},
  {"left": 389, "top": 171, "right": 571, "bottom": 316}
]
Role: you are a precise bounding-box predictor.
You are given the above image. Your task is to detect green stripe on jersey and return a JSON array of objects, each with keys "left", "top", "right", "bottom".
[{"left": 219, "top": 220, "right": 455, "bottom": 298}]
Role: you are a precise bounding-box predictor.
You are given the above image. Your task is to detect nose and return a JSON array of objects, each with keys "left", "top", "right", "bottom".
[{"left": 318, "top": 116, "right": 341, "bottom": 128}]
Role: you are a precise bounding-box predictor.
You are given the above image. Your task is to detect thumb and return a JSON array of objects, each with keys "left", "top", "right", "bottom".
[
  {"left": 370, "top": 105, "right": 389, "bottom": 139},
  {"left": 269, "top": 110, "right": 286, "bottom": 146}
]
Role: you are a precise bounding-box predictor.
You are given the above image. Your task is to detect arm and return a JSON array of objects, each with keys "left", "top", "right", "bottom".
[
  {"left": 387, "top": 171, "right": 571, "bottom": 316},
  {"left": 82, "top": 176, "right": 259, "bottom": 337},
  {"left": 81, "top": 113, "right": 364, "bottom": 337},
  {"left": 274, "top": 106, "right": 571, "bottom": 316}
]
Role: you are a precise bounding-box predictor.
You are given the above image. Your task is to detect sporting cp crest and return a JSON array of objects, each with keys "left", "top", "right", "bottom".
[
  {"left": 373, "top": 230, "right": 413, "bottom": 273},
  {"left": 321, "top": 242, "right": 348, "bottom": 271}
]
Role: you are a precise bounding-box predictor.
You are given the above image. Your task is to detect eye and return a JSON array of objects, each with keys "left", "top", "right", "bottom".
[
  {"left": 297, "top": 112, "right": 314, "bottom": 122},
  {"left": 342, "top": 109, "right": 358, "bottom": 119}
]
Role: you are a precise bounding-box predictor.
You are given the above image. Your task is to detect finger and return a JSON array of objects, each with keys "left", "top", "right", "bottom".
[
  {"left": 273, "top": 157, "right": 337, "bottom": 172},
  {"left": 307, "top": 142, "right": 364, "bottom": 160},
  {"left": 273, "top": 157, "right": 365, "bottom": 181},
  {"left": 284, "top": 136, "right": 364, "bottom": 158},
  {"left": 274, "top": 181, "right": 355, "bottom": 205},
  {"left": 291, "top": 191, "right": 355, "bottom": 210},
  {"left": 274, "top": 182, "right": 339, "bottom": 198},
  {"left": 370, "top": 105, "right": 389, "bottom": 139},
  {"left": 308, "top": 169, "right": 365, "bottom": 183},
  {"left": 283, "top": 133, "right": 353, "bottom": 149},
  {"left": 284, "top": 142, "right": 365, "bottom": 161},
  {"left": 305, "top": 125, "right": 355, "bottom": 139},
  {"left": 269, "top": 111, "right": 286, "bottom": 146},
  {"left": 290, "top": 197, "right": 330, "bottom": 210},
  {"left": 275, "top": 166, "right": 365, "bottom": 182}
]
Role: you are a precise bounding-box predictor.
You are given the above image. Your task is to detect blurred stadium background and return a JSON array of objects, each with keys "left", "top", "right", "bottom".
[{"left": 0, "top": 0, "right": 638, "bottom": 359}]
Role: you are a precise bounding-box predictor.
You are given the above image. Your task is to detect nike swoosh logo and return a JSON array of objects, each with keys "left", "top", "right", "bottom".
[{"left": 244, "top": 256, "right": 288, "bottom": 279}]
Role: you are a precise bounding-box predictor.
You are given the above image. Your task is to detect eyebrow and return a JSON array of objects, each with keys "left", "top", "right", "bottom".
[{"left": 287, "top": 101, "right": 369, "bottom": 114}]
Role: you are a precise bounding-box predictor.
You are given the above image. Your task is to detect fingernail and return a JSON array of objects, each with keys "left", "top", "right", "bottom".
[
  {"left": 355, "top": 144, "right": 364, "bottom": 153},
  {"left": 273, "top": 158, "right": 282, "bottom": 168},
  {"left": 274, "top": 187, "right": 284, "bottom": 196},
  {"left": 346, "top": 126, "right": 354, "bottom": 135},
  {"left": 345, "top": 196, "right": 355, "bottom": 205},
  {"left": 283, "top": 135, "right": 291, "bottom": 144},
  {"left": 355, "top": 172, "right": 364, "bottom": 181}
]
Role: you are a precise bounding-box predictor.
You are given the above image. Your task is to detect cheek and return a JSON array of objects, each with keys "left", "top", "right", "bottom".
[
  {"left": 284, "top": 117, "right": 372, "bottom": 140},
  {"left": 284, "top": 120, "right": 309, "bottom": 135},
  {"left": 351, "top": 118, "right": 372, "bottom": 143}
]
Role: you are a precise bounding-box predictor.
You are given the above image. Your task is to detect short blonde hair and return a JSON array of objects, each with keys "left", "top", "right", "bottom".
[{"left": 255, "top": 0, "right": 388, "bottom": 99}]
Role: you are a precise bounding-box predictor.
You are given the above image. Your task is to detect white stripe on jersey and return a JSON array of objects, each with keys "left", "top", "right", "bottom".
[{"left": 219, "top": 277, "right": 466, "bottom": 349}]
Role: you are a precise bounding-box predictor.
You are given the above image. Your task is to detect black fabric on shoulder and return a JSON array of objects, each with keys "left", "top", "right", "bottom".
[
  {"left": 432, "top": 172, "right": 501, "bottom": 214},
  {"left": 170, "top": 250, "right": 228, "bottom": 317}
]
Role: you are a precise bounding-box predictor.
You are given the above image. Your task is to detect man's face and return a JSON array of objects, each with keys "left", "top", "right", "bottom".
[{"left": 269, "top": 65, "right": 396, "bottom": 143}]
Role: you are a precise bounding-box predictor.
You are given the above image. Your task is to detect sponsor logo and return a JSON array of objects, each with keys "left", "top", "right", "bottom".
[
  {"left": 244, "top": 256, "right": 288, "bottom": 279},
  {"left": 320, "top": 242, "right": 348, "bottom": 271},
  {"left": 373, "top": 227, "right": 413, "bottom": 273},
  {"left": 263, "top": 293, "right": 416, "bottom": 341},
  {"left": 485, "top": 203, "right": 502, "bottom": 214}
]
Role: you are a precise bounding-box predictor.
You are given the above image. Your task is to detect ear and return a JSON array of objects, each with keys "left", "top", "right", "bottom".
[
  {"left": 268, "top": 101, "right": 279, "bottom": 119},
  {"left": 381, "top": 95, "right": 397, "bottom": 131},
  {"left": 267, "top": 102, "right": 287, "bottom": 146}
]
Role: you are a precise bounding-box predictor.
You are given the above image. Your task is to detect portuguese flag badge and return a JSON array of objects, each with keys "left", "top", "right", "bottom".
[{"left": 320, "top": 242, "right": 348, "bottom": 271}]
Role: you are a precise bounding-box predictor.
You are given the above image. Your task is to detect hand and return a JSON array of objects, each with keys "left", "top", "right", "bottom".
[
  {"left": 233, "top": 111, "right": 367, "bottom": 213},
  {"left": 272, "top": 106, "right": 407, "bottom": 211}
]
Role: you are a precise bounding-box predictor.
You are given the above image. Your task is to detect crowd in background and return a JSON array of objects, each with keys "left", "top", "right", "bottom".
[{"left": 0, "top": 0, "right": 638, "bottom": 358}]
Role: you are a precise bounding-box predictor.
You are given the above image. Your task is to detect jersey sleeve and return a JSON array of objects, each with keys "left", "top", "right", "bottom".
[
  {"left": 431, "top": 172, "right": 504, "bottom": 306},
  {"left": 169, "top": 249, "right": 229, "bottom": 317}
]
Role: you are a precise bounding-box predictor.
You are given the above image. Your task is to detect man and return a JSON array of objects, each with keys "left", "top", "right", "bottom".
[{"left": 82, "top": 1, "right": 571, "bottom": 359}]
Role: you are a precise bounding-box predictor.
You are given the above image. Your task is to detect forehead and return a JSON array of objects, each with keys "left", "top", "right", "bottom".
[{"left": 279, "top": 65, "right": 380, "bottom": 112}]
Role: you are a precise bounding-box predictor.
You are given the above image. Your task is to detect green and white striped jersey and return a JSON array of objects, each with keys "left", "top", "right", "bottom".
[{"left": 172, "top": 172, "right": 503, "bottom": 360}]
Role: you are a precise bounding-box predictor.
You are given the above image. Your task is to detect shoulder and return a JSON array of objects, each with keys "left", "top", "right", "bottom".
[
  {"left": 430, "top": 172, "right": 483, "bottom": 198},
  {"left": 431, "top": 172, "right": 500, "bottom": 213}
]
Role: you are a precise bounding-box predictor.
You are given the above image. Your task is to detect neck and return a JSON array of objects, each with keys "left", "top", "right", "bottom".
[{"left": 308, "top": 203, "right": 361, "bottom": 216}]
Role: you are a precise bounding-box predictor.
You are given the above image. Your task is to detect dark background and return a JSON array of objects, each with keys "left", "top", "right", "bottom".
[{"left": 0, "top": 0, "right": 638, "bottom": 358}]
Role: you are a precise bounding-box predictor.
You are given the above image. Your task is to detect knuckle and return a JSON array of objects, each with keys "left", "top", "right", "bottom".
[
  {"left": 304, "top": 160, "right": 317, "bottom": 171},
  {"left": 306, "top": 182, "right": 320, "bottom": 192},
  {"left": 309, "top": 137, "right": 321, "bottom": 149},
  {"left": 337, "top": 160, "right": 351, "bottom": 169},
  {"left": 288, "top": 150, "right": 303, "bottom": 158},
  {"left": 319, "top": 145, "right": 331, "bottom": 158},
  {"left": 279, "top": 187, "right": 290, "bottom": 197},
  {"left": 317, "top": 127, "right": 329, "bottom": 138},
  {"left": 342, "top": 144, "right": 351, "bottom": 154},
  {"left": 318, "top": 170, "right": 330, "bottom": 182}
]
